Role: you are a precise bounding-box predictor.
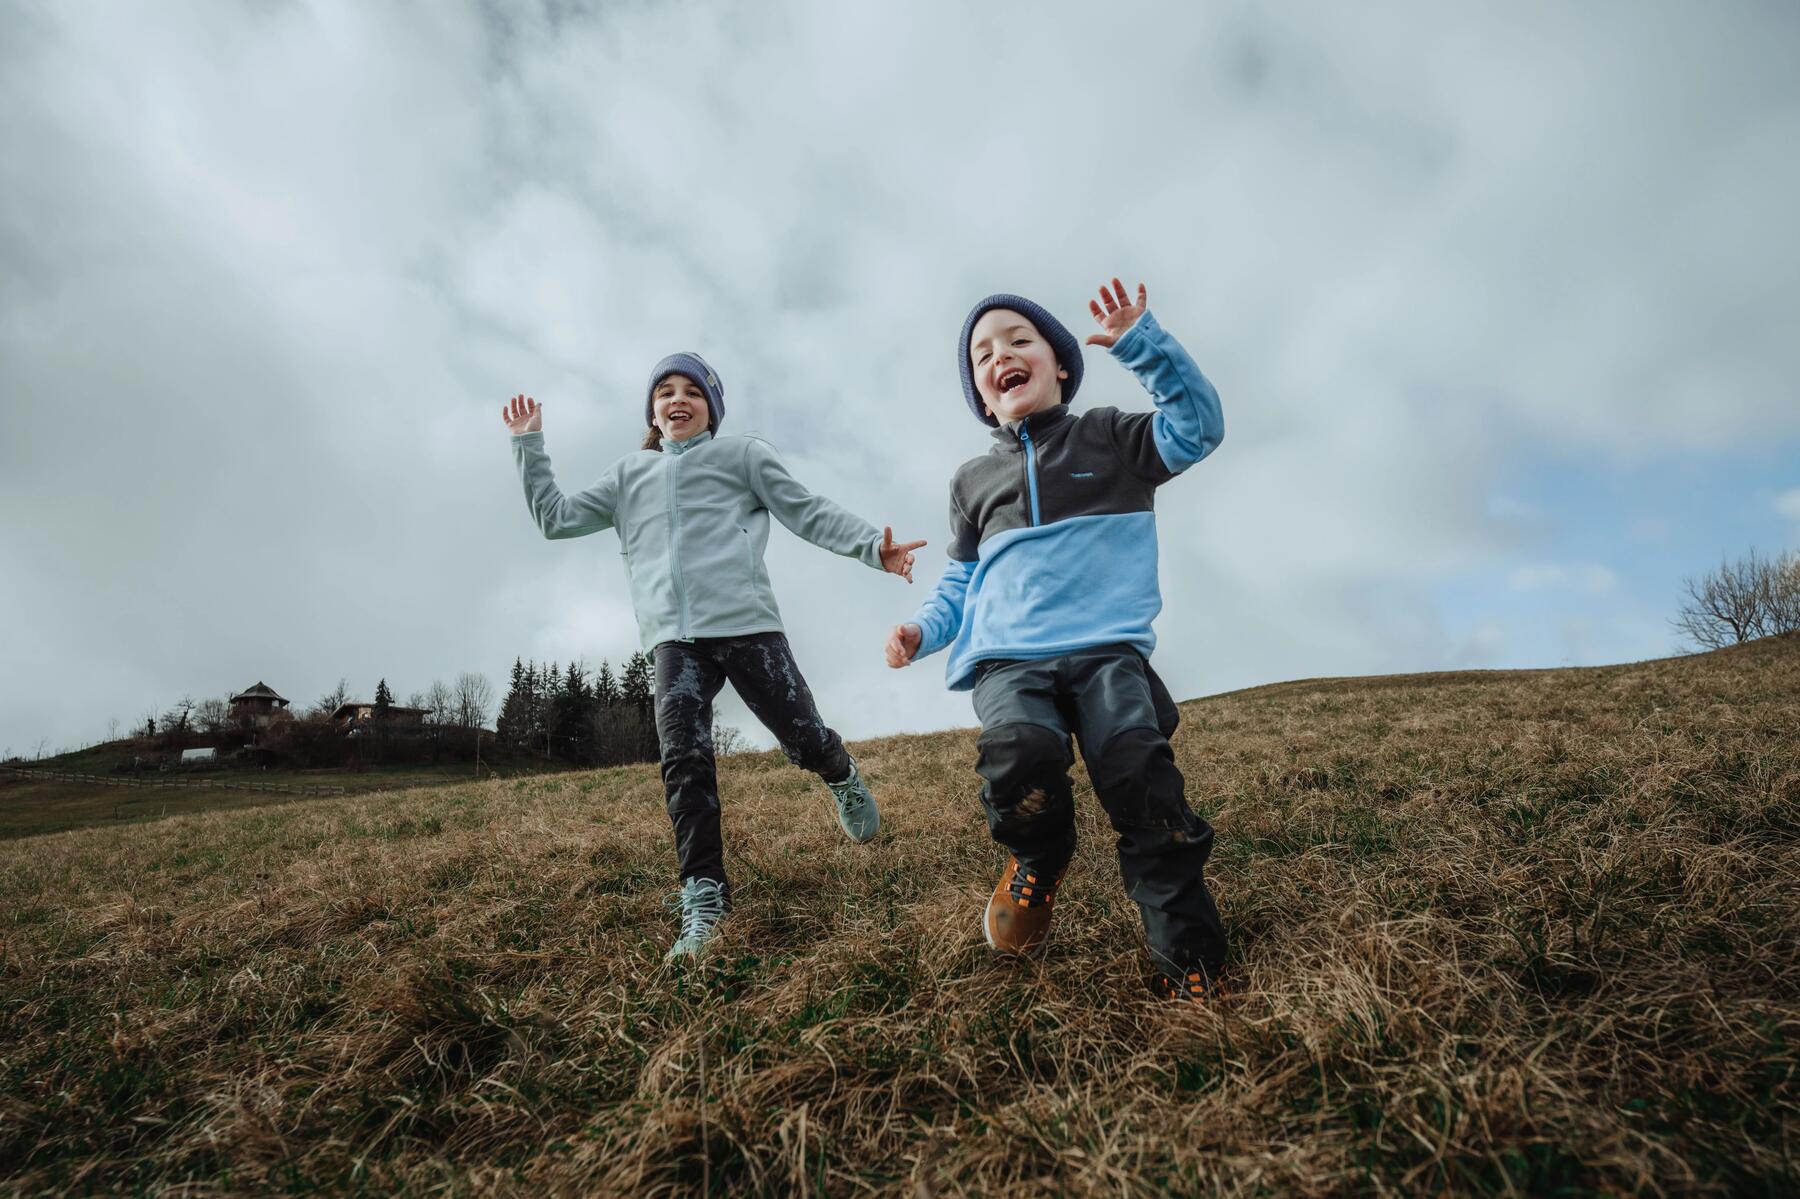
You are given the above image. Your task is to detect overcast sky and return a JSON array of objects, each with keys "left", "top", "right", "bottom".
[{"left": 4, "top": 0, "right": 1798, "bottom": 756}]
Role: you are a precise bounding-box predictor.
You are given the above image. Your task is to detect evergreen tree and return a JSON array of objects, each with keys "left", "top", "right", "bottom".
[
  {"left": 621, "top": 652, "right": 653, "bottom": 718},
  {"left": 548, "top": 660, "right": 597, "bottom": 763},
  {"left": 620, "top": 651, "right": 659, "bottom": 760},
  {"left": 594, "top": 661, "right": 619, "bottom": 708},
  {"left": 496, "top": 657, "right": 533, "bottom": 749},
  {"left": 373, "top": 678, "right": 393, "bottom": 720}
]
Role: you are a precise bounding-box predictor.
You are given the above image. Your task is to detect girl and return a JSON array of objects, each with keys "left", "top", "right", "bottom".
[{"left": 502, "top": 352, "right": 924, "bottom": 959}]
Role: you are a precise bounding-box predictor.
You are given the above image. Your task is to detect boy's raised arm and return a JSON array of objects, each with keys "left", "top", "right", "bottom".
[
  {"left": 504, "top": 395, "right": 620, "bottom": 539},
  {"left": 1085, "top": 280, "right": 1224, "bottom": 479}
]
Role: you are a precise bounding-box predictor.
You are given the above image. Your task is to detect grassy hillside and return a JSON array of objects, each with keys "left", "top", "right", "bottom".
[
  {"left": 0, "top": 763, "right": 494, "bottom": 841},
  {"left": 2, "top": 639, "right": 1795, "bottom": 1196}
]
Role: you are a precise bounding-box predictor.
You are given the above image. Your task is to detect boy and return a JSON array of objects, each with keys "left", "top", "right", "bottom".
[{"left": 885, "top": 278, "right": 1227, "bottom": 1001}]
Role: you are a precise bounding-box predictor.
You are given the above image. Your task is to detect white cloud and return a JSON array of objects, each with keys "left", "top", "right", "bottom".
[
  {"left": 1508, "top": 563, "right": 1619, "bottom": 595},
  {"left": 1775, "top": 489, "right": 1800, "bottom": 522}
]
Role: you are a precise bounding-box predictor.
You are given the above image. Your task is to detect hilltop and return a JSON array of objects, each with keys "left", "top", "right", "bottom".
[{"left": 1, "top": 638, "right": 1795, "bottom": 1195}]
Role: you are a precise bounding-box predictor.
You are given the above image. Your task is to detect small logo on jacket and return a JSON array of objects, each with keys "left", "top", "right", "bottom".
[{"left": 1071, "top": 471, "right": 1096, "bottom": 479}]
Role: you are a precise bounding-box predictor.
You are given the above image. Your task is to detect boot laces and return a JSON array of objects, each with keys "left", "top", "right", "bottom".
[
  {"left": 827, "top": 761, "right": 870, "bottom": 813},
  {"left": 1008, "top": 864, "right": 1057, "bottom": 909},
  {"left": 667, "top": 877, "right": 727, "bottom": 943},
  {"left": 1162, "top": 968, "right": 1214, "bottom": 1002}
]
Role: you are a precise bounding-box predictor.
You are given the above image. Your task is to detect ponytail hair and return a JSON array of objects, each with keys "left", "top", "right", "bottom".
[{"left": 642, "top": 424, "right": 663, "bottom": 451}]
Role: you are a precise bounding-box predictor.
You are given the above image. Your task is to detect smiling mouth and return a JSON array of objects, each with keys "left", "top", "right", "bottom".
[
  {"left": 668, "top": 408, "right": 693, "bottom": 421},
  {"left": 998, "top": 369, "right": 1030, "bottom": 395}
]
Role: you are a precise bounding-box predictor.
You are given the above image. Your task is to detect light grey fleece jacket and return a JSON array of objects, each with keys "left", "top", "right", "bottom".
[{"left": 512, "top": 429, "right": 885, "bottom": 649}]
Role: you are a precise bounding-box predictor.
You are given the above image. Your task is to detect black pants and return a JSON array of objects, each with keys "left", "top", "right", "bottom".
[
  {"left": 655, "top": 632, "right": 852, "bottom": 893},
  {"left": 971, "top": 645, "right": 1227, "bottom": 977}
]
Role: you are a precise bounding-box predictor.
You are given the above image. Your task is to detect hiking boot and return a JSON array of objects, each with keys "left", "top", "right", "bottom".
[
  {"left": 825, "top": 756, "right": 881, "bottom": 843},
  {"left": 983, "top": 857, "right": 1062, "bottom": 955},
  {"left": 1158, "top": 967, "right": 1221, "bottom": 1004},
  {"left": 664, "top": 876, "right": 729, "bottom": 961}
]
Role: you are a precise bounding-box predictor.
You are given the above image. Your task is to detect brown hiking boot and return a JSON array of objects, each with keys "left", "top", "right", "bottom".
[{"left": 983, "top": 858, "right": 1063, "bottom": 956}]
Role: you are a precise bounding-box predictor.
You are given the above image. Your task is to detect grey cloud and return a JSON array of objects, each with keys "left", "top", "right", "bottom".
[{"left": 4, "top": 0, "right": 1796, "bottom": 753}]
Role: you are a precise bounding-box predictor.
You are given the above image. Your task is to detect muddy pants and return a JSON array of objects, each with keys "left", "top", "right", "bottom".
[
  {"left": 972, "top": 645, "right": 1227, "bottom": 978},
  {"left": 654, "top": 632, "right": 852, "bottom": 894}
]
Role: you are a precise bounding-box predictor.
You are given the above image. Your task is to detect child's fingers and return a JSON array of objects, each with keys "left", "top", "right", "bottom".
[
  {"left": 1136, "top": 283, "right": 1148, "bottom": 309},
  {"left": 1111, "top": 276, "right": 1127, "bottom": 308},
  {"left": 1099, "top": 285, "right": 1118, "bottom": 314}
]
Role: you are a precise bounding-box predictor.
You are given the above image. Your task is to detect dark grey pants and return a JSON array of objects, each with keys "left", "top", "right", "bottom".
[
  {"left": 971, "top": 645, "right": 1227, "bottom": 977},
  {"left": 654, "top": 632, "right": 852, "bottom": 893}
]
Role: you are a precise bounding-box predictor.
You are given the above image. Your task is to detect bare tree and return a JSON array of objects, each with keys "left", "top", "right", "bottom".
[
  {"left": 712, "top": 723, "right": 749, "bottom": 757},
  {"left": 454, "top": 672, "right": 494, "bottom": 730},
  {"left": 160, "top": 696, "right": 196, "bottom": 735},
  {"left": 1766, "top": 550, "right": 1800, "bottom": 635},
  {"left": 313, "top": 678, "right": 350, "bottom": 718},
  {"left": 196, "top": 697, "right": 230, "bottom": 736},
  {"left": 1674, "top": 548, "right": 1800, "bottom": 649},
  {"left": 107, "top": 717, "right": 120, "bottom": 742},
  {"left": 424, "top": 679, "right": 453, "bottom": 726}
]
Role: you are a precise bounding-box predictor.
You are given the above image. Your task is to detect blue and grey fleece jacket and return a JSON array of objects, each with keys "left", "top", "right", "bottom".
[{"left": 907, "top": 310, "right": 1223, "bottom": 691}]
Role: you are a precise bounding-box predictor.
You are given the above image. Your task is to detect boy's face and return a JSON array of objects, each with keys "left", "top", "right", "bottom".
[
  {"left": 968, "top": 308, "right": 1069, "bottom": 426},
  {"left": 652, "top": 374, "right": 711, "bottom": 441}
]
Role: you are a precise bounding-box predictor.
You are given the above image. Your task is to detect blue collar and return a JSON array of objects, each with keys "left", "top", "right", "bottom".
[{"left": 665, "top": 430, "right": 714, "bottom": 455}]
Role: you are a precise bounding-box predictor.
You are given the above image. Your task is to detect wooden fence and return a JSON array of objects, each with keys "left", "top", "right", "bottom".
[{"left": 0, "top": 765, "right": 346, "bottom": 797}]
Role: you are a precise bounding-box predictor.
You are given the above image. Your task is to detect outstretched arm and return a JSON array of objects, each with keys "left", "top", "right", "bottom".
[
  {"left": 888, "top": 489, "right": 979, "bottom": 667},
  {"left": 888, "top": 557, "right": 973, "bottom": 667},
  {"left": 744, "top": 438, "right": 924, "bottom": 572},
  {"left": 504, "top": 394, "right": 619, "bottom": 539},
  {"left": 1085, "top": 279, "right": 1224, "bottom": 478}
]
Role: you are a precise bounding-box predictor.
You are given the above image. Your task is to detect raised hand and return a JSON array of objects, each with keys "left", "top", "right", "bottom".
[
  {"left": 1084, "top": 278, "right": 1147, "bottom": 348},
  {"left": 502, "top": 394, "right": 542, "bottom": 435},
  {"left": 885, "top": 623, "right": 922, "bottom": 668},
  {"left": 879, "top": 526, "right": 927, "bottom": 583}
]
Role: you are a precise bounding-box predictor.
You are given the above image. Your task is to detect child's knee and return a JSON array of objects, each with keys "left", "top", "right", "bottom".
[{"left": 977, "top": 721, "right": 1074, "bottom": 813}]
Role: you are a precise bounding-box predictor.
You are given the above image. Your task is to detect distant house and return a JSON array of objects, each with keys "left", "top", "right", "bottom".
[
  {"left": 228, "top": 682, "right": 292, "bottom": 729},
  {"left": 329, "top": 702, "right": 428, "bottom": 732}
]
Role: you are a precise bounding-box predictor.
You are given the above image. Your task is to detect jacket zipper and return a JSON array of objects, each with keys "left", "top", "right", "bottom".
[
  {"left": 1020, "top": 423, "right": 1041, "bottom": 526},
  {"left": 666, "top": 447, "right": 691, "bottom": 638}
]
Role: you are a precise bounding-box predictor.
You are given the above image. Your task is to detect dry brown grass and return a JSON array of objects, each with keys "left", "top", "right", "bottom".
[{"left": 2, "top": 637, "right": 1796, "bottom": 1196}]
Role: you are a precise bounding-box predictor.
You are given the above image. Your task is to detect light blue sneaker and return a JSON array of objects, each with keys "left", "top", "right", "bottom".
[
  {"left": 664, "top": 876, "right": 728, "bottom": 961},
  {"left": 825, "top": 756, "right": 881, "bottom": 843}
]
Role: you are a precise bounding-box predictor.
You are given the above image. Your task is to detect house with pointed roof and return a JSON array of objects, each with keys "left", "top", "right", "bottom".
[{"left": 228, "top": 682, "right": 292, "bottom": 730}]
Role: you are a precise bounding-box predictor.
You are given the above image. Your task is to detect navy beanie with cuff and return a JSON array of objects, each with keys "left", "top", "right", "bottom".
[
  {"left": 645, "top": 352, "right": 725, "bottom": 432},
  {"left": 957, "top": 293, "right": 1085, "bottom": 426}
]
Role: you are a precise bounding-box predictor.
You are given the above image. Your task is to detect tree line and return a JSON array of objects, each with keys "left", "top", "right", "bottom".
[
  {"left": 493, "top": 653, "right": 660, "bottom": 766},
  {"left": 105, "top": 653, "right": 669, "bottom": 772}
]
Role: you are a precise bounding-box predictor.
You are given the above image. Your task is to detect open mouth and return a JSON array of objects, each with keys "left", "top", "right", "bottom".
[
  {"left": 997, "top": 368, "right": 1030, "bottom": 396},
  {"left": 667, "top": 407, "right": 693, "bottom": 422}
]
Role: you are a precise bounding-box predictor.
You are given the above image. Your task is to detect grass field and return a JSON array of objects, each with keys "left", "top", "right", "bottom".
[
  {"left": 1, "top": 637, "right": 1795, "bottom": 1195},
  {"left": 0, "top": 763, "right": 498, "bottom": 841}
]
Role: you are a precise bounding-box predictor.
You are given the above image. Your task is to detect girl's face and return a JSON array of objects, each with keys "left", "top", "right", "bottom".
[
  {"left": 652, "top": 374, "right": 711, "bottom": 441},
  {"left": 968, "top": 308, "right": 1068, "bottom": 425}
]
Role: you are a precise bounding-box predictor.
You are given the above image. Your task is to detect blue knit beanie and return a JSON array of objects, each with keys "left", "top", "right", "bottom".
[
  {"left": 645, "top": 352, "right": 725, "bottom": 432},
  {"left": 957, "top": 294, "right": 1085, "bottom": 426}
]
